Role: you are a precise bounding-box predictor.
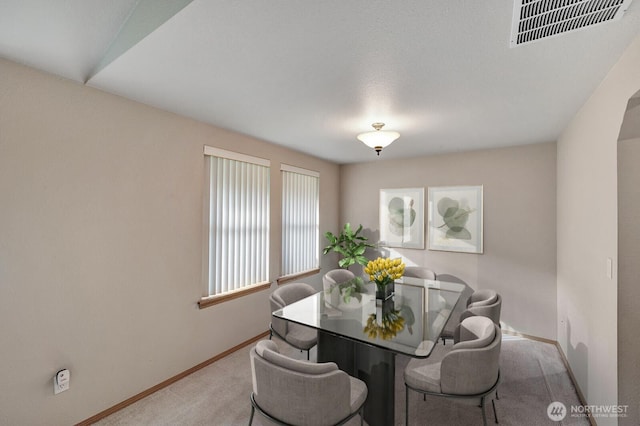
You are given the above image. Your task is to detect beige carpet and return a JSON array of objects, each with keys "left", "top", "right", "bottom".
[{"left": 94, "top": 335, "right": 589, "bottom": 426}]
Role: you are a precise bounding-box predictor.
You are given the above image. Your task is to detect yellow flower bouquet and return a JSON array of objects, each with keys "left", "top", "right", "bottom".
[{"left": 364, "top": 257, "right": 405, "bottom": 299}]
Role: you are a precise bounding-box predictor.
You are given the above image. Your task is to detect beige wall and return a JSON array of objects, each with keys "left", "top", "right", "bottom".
[
  {"left": 617, "top": 98, "right": 640, "bottom": 141},
  {"left": 0, "top": 58, "right": 340, "bottom": 425},
  {"left": 618, "top": 135, "right": 640, "bottom": 426},
  {"left": 340, "top": 142, "right": 557, "bottom": 339},
  {"left": 557, "top": 33, "right": 640, "bottom": 424}
]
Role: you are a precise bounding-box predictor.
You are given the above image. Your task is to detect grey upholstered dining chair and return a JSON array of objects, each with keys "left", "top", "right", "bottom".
[
  {"left": 322, "top": 269, "right": 356, "bottom": 308},
  {"left": 404, "top": 316, "right": 501, "bottom": 426},
  {"left": 453, "top": 289, "right": 502, "bottom": 341},
  {"left": 249, "top": 340, "right": 368, "bottom": 426},
  {"left": 403, "top": 266, "right": 437, "bottom": 280},
  {"left": 269, "top": 282, "right": 318, "bottom": 360},
  {"left": 402, "top": 266, "right": 450, "bottom": 336},
  {"left": 323, "top": 269, "right": 356, "bottom": 288},
  {"left": 440, "top": 289, "right": 502, "bottom": 344}
]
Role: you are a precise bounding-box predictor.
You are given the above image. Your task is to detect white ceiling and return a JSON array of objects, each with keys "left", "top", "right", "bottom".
[{"left": 1, "top": 1, "right": 639, "bottom": 164}]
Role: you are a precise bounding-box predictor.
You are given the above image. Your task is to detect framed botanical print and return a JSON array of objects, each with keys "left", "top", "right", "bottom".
[
  {"left": 379, "top": 188, "right": 425, "bottom": 249},
  {"left": 428, "top": 185, "right": 483, "bottom": 253}
]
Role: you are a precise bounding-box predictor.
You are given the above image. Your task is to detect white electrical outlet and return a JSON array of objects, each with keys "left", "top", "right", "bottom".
[{"left": 54, "top": 369, "right": 70, "bottom": 394}]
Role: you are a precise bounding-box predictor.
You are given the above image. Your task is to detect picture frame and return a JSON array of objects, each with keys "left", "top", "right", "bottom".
[
  {"left": 428, "top": 185, "right": 483, "bottom": 254},
  {"left": 379, "top": 188, "right": 425, "bottom": 249}
]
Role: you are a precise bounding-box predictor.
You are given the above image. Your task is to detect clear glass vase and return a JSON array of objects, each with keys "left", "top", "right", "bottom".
[{"left": 375, "top": 280, "right": 394, "bottom": 301}]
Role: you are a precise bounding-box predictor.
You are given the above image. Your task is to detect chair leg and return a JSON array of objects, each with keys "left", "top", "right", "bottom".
[
  {"left": 492, "top": 398, "right": 499, "bottom": 423},
  {"left": 248, "top": 405, "right": 255, "bottom": 426},
  {"left": 495, "top": 387, "right": 500, "bottom": 400},
  {"left": 307, "top": 350, "right": 310, "bottom": 360},
  {"left": 405, "top": 385, "right": 410, "bottom": 426},
  {"left": 481, "top": 396, "right": 487, "bottom": 426},
  {"left": 360, "top": 406, "right": 364, "bottom": 426}
]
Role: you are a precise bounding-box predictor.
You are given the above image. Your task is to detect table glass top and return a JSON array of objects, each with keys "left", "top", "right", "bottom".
[{"left": 272, "top": 277, "right": 464, "bottom": 358}]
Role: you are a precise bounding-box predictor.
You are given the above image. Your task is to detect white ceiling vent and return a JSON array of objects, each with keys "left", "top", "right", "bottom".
[{"left": 510, "top": 0, "right": 634, "bottom": 46}]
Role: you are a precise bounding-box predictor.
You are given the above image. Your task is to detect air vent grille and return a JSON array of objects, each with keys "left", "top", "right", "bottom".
[{"left": 510, "top": 0, "right": 634, "bottom": 46}]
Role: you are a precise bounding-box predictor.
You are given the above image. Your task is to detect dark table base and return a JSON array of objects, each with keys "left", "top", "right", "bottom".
[{"left": 317, "top": 331, "right": 395, "bottom": 426}]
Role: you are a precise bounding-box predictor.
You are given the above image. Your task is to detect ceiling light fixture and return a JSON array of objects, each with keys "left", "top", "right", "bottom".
[{"left": 357, "top": 122, "right": 400, "bottom": 156}]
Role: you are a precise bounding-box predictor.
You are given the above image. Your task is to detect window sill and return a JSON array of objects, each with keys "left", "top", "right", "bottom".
[
  {"left": 198, "top": 281, "right": 271, "bottom": 309},
  {"left": 276, "top": 268, "right": 320, "bottom": 285}
]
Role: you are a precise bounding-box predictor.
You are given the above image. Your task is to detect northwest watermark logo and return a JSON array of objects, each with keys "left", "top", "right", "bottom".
[
  {"left": 547, "top": 401, "right": 629, "bottom": 420},
  {"left": 547, "top": 401, "right": 567, "bottom": 421}
]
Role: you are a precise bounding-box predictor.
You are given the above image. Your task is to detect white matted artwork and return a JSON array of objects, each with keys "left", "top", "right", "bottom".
[
  {"left": 379, "top": 188, "right": 425, "bottom": 249},
  {"left": 428, "top": 185, "right": 483, "bottom": 254}
]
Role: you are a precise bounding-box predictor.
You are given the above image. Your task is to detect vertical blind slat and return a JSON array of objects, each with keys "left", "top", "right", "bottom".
[
  {"left": 208, "top": 156, "right": 269, "bottom": 296},
  {"left": 281, "top": 170, "right": 319, "bottom": 276}
]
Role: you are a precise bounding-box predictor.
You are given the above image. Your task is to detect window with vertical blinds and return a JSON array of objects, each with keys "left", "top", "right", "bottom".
[
  {"left": 281, "top": 164, "right": 319, "bottom": 277},
  {"left": 204, "top": 146, "right": 270, "bottom": 298}
]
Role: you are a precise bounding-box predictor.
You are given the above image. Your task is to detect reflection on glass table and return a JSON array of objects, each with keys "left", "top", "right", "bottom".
[
  {"left": 275, "top": 276, "right": 464, "bottom": 358},
  {"left": 364, "top": 299, "right": 407, "bottom": 340}
]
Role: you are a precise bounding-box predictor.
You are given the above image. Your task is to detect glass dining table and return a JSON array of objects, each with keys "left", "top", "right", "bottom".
[{"left": 272, "top": 276, "right": 464, "bottom": 426}]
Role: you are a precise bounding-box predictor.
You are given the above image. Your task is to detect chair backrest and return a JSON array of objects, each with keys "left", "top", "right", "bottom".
[
  {"left": 461, "top": 291, "right": 502, "bottom": 326},
  {"left": 322, "top": 269, "right": 356, "bottom": 288},
  {"left": 270, "top": 283, "right": 316, "bottom": 338},
  {"left": 441, "top": 317, "right": 501, "bottom": 396},
  {"left": 454, "top": 315, "right": 496, "bottom": 350},
  {"left": 270, "top": 282, "right": 316, "bottom": 309},
  {"left": 467, "top": 289, "right": 498, "bottom": 308},
  {"left": 403, "top": 266, "right": 437, "bottom": 280},
  {"left": 250, "top": 340, "right": 352, "bottom": 426}
]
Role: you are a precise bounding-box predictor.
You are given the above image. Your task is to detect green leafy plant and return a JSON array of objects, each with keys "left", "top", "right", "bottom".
[
  {"left": 325, "top": 276, "right": 367, "bottom": 304},
  {"left": 340, "top": 277, "right": 366, "bottom": 302},
  {"left": 323, "top": 223, "right": 374, "bottom": 269}
]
